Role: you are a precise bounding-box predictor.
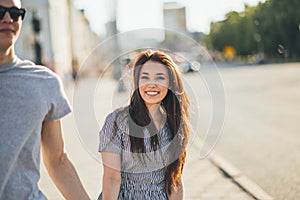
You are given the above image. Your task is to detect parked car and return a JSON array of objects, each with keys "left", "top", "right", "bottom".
[{"left": 179, "top": 61, "right": 201, "bottom": 73}]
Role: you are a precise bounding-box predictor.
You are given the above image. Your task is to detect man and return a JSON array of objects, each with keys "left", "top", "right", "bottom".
[{"left": 0, "top": 0, "right": 90, "bottom": 199}]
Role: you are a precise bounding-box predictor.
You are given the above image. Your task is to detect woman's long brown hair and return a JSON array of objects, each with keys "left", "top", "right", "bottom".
[{"left": 128, "top": 50, "right": 190, "bottom": 195}]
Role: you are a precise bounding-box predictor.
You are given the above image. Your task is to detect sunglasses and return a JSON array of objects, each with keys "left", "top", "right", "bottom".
[{"left": 0, "top": 6, "right": 26, "bottom": 21}]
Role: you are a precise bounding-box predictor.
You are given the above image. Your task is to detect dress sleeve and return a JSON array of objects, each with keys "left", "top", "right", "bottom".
[{"left": 98, "top": 112, "right": 122, "bottom": 154}]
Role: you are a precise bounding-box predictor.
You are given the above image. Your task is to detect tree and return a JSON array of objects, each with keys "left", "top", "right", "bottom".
[
  {"left": 254, "top": 0, "right": 300, "bottom": 58},
  {"left": 206, "top": 0, "right": 300, "bottom": 61}
]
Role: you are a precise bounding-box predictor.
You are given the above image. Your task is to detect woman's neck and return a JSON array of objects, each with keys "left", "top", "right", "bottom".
[
  {"left": 147, "top": 104, "right": 161, "bottom": 120},
  {"left": 147, "top": 104, "right": 166, "bottom": 130}
]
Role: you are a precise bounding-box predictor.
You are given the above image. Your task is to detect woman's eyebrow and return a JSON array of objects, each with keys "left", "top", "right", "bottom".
[{"left": 140, "top": 72, "right": 166, "bottom": 76}]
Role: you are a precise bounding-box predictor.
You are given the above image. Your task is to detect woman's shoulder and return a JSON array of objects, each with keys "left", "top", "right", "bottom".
[
  {"left": 113, "top": 106, "right": 130, "bottom": 122},
  {"left": 103, "top": 106, "right": 130, "bottom": 125},
  {"left": 99, "top": 107, "right": 130, "bottom": 137}
]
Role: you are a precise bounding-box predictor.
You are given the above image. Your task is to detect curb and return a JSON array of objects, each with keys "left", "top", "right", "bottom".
[{"left": 209, "top": 152, "right": 273, "bottom": 200}]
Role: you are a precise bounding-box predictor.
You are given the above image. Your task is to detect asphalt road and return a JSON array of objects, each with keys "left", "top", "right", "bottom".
[{"left": 186, "top": 62, "right": 300, "bottom": 200}]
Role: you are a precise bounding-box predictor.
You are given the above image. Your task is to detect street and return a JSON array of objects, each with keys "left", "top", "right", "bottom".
[{"left": 194, "top": 62, "right": 300, "bottom": 200}]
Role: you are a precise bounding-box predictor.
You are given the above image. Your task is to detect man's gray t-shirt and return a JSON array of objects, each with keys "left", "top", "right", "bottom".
[{"left": 0, "top": 57, "right": 72, "bottom": 200}]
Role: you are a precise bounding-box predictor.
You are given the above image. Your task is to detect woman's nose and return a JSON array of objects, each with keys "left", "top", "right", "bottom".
[{"left": 147, "top": 82, "right": 156, "bottom": 87}]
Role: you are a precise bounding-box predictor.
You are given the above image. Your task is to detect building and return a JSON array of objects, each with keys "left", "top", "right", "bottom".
[
  {"left": 162, "top": 2, "right": 204, "bottom": 55},
  {"left": 15, "top": 0, "right": 101, "bottom": 80},
  {"left": 163, "top": 2, "right": 187, "bottom": 32},
  {"left": 162, "top": 2, "right": 189, "bottom": 51}
]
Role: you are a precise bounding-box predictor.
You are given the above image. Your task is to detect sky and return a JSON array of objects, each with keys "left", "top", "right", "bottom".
[{"left": 74, "top": 0, "right": 264, "bottom": 36}]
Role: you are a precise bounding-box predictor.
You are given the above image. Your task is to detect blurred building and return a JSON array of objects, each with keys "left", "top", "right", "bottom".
[
  {"left": 69, "top": 8, "right": 102, "bottom": 77},
  {"left": 162, "top": 2, "right": 204, "bottom": 54},
  {"left": 163, "top": 2, "right": 189, "bottom": 51},
  {"left": 163, "top": 2, "right": 187, "bottom": 32},
  {"left": 15, "top": 0, "right": 101, "bottom": 80}
]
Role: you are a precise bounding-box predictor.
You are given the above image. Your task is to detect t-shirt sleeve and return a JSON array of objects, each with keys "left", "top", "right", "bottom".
[
  {"left": 43, "top": 73, "right": 72, "bottom": 121},
  {"left": 98, "top": 112, "right": 122, "bottom": 154}
]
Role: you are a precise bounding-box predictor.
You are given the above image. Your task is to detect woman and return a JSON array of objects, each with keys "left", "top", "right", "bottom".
[{"left": 98, "top": 50, "right": 190, "bottom": 199}]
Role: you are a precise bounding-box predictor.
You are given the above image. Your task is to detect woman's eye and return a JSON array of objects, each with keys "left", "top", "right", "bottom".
[
  {"left": 140, "top": 76, "right": 148, "bottom": 80},
  {"left": 157, "top": 76, "right": 165, "bottom": 80}
]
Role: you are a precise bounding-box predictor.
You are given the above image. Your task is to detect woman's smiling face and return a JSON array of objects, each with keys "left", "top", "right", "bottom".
[{"left": 138, "top": 61, "right": 170, "bottom": 109}]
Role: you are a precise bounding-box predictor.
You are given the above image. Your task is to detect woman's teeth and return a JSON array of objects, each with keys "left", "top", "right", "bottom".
[{"left": 146, "top": 91, "right": 158, "bottom": 95}]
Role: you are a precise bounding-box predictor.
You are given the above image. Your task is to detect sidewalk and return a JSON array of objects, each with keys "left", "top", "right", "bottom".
[{"left": 38, "top": 77, "right": 269, "bottom": 199}]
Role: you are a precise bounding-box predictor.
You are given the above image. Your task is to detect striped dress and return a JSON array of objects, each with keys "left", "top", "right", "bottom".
[{"left": 98, "top": 107, "right": 176, "bottom": 200}]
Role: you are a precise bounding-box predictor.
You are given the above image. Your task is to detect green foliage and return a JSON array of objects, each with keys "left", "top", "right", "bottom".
[{"left": 205, "top": 0, "right": 300, "bottom": 61}]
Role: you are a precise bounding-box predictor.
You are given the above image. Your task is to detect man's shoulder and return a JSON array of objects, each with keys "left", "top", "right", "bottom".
[
  {"left": 16, "top": 58, "right": 51, "bottom": 73},
  {"left": 15, "top": 57, "right": 59, "bottom": 80}
]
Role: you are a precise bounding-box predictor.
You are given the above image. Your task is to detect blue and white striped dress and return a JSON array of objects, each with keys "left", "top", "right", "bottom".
[{"left": 98, "top": 108, "right": 175, "bottom": 200}]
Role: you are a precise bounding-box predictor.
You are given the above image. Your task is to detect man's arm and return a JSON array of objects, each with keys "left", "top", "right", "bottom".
[{"left": 41, "top": 119, "right": 90, "bottom": 200}]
